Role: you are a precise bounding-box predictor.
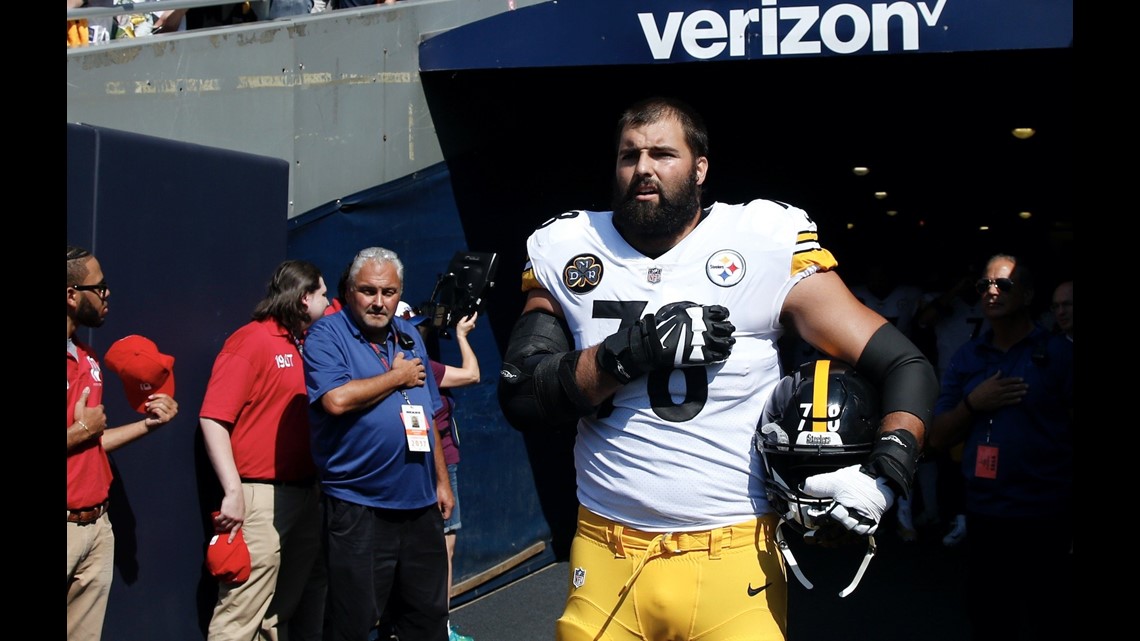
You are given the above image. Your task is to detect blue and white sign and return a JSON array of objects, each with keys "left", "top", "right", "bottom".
[{"left": 420, "top": 0, "right": 1072, "bottom": 71}]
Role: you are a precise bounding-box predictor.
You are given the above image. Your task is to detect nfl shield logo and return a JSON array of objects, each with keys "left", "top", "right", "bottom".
[
  {"left": 647, "top": 267, "right": 661, "bottom": 284},
  {"left": 572, "top": 567, "right": 586, "bottom": 589}
]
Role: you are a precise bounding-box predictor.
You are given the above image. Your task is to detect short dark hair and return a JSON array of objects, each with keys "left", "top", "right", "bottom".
[
  {"left": 67, "top": 245, "right": 93, "bottom": 287},
  {"left": 615, "top": 96, "right": 709, "bottom": 159},
  {"left": 252, "top": 260, "right": 324, "bottom": 336}
]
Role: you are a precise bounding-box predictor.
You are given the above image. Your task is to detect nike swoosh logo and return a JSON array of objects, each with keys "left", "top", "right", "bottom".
[{"left": 747, "top": 582, "right": 772, "bottom": 597}]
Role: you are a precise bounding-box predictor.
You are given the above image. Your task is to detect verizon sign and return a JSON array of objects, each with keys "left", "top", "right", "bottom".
[
  {"left": 639, "top": 0, "right": 948, "bottom": 60},
  {"left": 419, "top": 0, "right": 1072, "bottom": 71}
]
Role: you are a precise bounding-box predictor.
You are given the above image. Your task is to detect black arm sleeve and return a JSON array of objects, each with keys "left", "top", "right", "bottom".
[
  {"left": 498, "top": 310, "right": 595, "bottom": 433},
  {"left": 856, "top": 322, "right": 939, "bottom": 428},
  {"left": 855, "top": 322, "right": 939, "bottom": 498}
]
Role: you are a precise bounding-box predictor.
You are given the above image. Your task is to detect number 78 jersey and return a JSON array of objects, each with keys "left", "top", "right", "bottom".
[{"left": 521, "top": 200, "right": 838, "bottom": 530}]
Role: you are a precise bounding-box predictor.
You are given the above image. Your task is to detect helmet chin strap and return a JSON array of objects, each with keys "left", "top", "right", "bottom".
[
  {"left": 775, "top": 518, "right": 813, "bottom": 590},
  {"left": 774, "top": 518, "right": 877, "bottom": 598}
]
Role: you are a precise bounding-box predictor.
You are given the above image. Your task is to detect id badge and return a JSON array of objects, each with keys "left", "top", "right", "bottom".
[
  {"left": 975, "top": 444, "right": 998, "bottom": 479},
  {"left": 401, "top": 404, "right": 431, "bottom": 452}
]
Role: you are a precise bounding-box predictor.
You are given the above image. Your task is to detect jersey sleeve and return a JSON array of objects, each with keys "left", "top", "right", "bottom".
[
  {"left": 520, "top": 258, "right": 546, "bottom": 294},
  {"left": 783, "top": 203, "right": 838, "bottom": 277}
]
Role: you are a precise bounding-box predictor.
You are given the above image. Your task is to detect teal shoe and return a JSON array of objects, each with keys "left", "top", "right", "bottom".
[{"left": 448, "top": 623, "right": 474, "bottom": 641}]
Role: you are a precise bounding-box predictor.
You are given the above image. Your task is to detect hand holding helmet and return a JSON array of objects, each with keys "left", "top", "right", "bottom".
[
  {"left": 801, "top": 464, "right": 895, "bottom": 536},
  {"left": 755, "top": 359, "right": 886, "bottom": 596}
]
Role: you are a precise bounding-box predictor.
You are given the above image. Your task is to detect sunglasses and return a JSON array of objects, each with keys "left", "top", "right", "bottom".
[
  {"left": 72, "top": 281, "right": 110, "bottom": 298},
  {"left": 975, "top": 278, "right": 1014, "bottom": 294}
]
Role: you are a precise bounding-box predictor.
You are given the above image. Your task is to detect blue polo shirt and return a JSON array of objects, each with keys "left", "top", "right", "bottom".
[
  {"left": 934, "top": 324, "right": 1073, "bottom": 518},
  {"left": 304, "top": 309, "right": 442, "bottom": 509}
]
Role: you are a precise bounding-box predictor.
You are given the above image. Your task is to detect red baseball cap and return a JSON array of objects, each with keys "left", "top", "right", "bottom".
[
  {"left": 103, "top": 335, "right": 176, "bottom": 414},
  {"left": 205, "top": 512, "right": 252, "bottom": 584}
]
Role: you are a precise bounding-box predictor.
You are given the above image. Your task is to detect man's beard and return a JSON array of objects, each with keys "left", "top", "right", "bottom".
[
  {"left": 612, "top": 169, "right": 701, "bottom": 240},
  {"left": 75, "top": 296, "right": 105, "bottom": 328}
]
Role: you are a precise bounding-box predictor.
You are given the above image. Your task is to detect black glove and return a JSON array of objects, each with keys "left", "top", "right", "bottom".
[{"left": 596, "top": 301, "right": 736, "bottom": 384}]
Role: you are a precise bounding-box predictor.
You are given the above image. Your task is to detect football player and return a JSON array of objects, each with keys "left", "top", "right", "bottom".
[{"left": 498, "top": 96, "right": 938, "bottom": 641}]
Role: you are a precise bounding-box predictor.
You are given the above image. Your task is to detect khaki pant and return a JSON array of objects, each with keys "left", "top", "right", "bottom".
[
  {"left": 67, "top": 512, "right": 115, "bottom": 641},
  {"left": 208, "top": 482, "right": 325, "bottom": 641}
]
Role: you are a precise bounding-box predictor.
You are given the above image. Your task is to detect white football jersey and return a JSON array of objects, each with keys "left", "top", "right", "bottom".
[{"left": 522, "top": 200, "right": 838, "bottom": 530}]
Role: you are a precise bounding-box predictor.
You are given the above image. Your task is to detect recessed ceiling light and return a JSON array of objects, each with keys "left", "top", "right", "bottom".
[
  {"left": 847, "top": 223, "right": 855, "bottom": 230},
  {"left": 1018, "top": 211, "right": 1032, "bottom": 219},
  {"left": 853, "top": 167, "right": 870, "bottom": 176},
  {"left": 874, "top": 191, "right": 887, "bottom": 200},
  {"left": 886, "top": 210, "right": 898, "bottom": 217},
  {"left": 979, "top": 225, "right": 990, "bottom": 231},
  {"left": 1012, "top": 128, "right": 1036, "bottom": 140}
]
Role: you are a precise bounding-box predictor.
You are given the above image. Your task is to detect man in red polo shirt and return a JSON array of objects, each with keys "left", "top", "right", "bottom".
[
  {"left": 200, "top": 260, "right": 330, "bottom": 641},
  {"left": 67, "top": 245, "right": 180, "bottom": 641}
]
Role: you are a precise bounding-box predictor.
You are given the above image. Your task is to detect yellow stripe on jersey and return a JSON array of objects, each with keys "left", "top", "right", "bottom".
[
  {"left": 520, "top": 262, "right": 546, "bottom": 293},
  {"left": 811, "top": 360, "right": 831, "bottom": 432},
  {"left": 791, "top": 230, "right": 839, "bottom": 277}
]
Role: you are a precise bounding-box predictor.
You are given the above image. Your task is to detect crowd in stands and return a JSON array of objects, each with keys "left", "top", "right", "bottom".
[{"left": 68, "top": 0, "right": 402, "bottom": 48}]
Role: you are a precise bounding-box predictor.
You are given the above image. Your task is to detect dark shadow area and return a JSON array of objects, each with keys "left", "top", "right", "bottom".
[{"left": 423, "top": 46, "right": 1072, "bottom": 354}]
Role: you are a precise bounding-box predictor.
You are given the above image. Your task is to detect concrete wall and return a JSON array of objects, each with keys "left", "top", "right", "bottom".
[{"left": 66, "top": 0, "right": 549, "bottom": 219}]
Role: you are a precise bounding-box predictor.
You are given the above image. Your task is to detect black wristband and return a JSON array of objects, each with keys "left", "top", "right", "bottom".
[
  {"left": 860, "top": 429, "right": 920, "bottom": 499},
  {"left": 595, "top": 314, "right": 659, "bottom": 384},
  {"left": 962, "top": 394, "right": 977, "bottom": 415}
]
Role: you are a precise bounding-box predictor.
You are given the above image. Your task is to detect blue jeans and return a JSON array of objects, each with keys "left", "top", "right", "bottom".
[{"left": 443, "top": 464, "right": 462, "bottom": 535}]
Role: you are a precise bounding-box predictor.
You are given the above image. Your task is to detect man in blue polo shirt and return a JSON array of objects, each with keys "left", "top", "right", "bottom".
[
  {"left": 303, "top": 246, "right": 454, "bottom": 641},
  {"left": 928, "top": 253, "right": 1073, "bottom": 641}
]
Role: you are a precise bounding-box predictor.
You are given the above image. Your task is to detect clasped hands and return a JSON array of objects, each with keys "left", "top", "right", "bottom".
[{"left": 597, "top": 301, "right": 736, "bottom": 384}]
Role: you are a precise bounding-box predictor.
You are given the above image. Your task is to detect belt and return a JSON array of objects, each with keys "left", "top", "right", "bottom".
[
  {"left": 577, "top": 506, "right": 776, "bottom": 560},
  {"left": 241, "top": 477, "right": 316, "bottom": 488},
  {"left": 577, "top": 507, "right": 775, "bottom": 599},
  {"left": 67, "top": 500, "right": 109, "bottom": 525}
]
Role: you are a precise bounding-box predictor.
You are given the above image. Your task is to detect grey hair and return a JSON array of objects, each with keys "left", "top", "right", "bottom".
[{"left": 348, "top": 247, "right": 404, "bottom": 287}]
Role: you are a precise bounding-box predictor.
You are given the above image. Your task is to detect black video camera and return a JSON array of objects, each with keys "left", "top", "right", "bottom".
[{"left": 418, "top": 251, "right": 499, "bottom": 338}]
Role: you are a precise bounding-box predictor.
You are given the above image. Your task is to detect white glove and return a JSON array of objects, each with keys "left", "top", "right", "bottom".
[{"left": 801, "top": 464, "right": 896, "bottom": 536}]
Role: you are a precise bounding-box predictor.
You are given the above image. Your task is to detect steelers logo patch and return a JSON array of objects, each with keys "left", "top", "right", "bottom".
[
  {"left": 706, "top": 250, "right": 746, "bottom": 287},
  {"left": 564, "top": 254, "right": 604, "bottom": 294}
]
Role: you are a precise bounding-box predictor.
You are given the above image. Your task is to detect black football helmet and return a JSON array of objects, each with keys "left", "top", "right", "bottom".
[{"left": 755, "top": 359, "right": 881, "bottom": 596}]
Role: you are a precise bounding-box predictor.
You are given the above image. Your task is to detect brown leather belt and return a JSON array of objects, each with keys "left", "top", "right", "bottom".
[{"left": 67, "top": 500, "right": 109, "bottom": 524}]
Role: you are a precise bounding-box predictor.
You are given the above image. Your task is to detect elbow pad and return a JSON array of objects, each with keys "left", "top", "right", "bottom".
[{"left": 498, "top": 310, "right": 594, "bottom": 433}]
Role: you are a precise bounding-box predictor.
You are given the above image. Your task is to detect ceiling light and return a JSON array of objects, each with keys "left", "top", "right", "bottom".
[
  {"left": 886, "top": 210, "right": 898, "bottom": 217},
  {"left": 1018, "top": 211, "right": 1032, "bottom": 219},
  {"left": 852, "top": 166, "right": 870, "bottom": 176},
  {"left": 874, "top": 191, "right": 887, "bottom": 200},
  {"left": 847, "top": 222, "right": 855, "bottom": 230},
  {"left": 1012, "top": 128, "right": 1036, "bottom": 140},
  {"left": 979, "top": 225, "right": 990, "bottom": 231}
]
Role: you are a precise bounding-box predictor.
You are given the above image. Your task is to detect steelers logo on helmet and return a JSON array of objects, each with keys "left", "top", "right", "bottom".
[
  {"left": 563, "top": 254, "right": 603, "bottom": 294},
  {"left": 706, "top": 250, "right": 746, "bottom": 287},
  {"left": 755, "top": 359, "right": 880, "bottom": 533}
]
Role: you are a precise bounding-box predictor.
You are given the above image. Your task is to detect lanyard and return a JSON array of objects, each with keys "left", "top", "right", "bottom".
[
  {"left": 367, "top": 335, "right": 392, "bottom": 370},
  {"left": 368, "top": 334, "right": 412, "bottom": 405}
]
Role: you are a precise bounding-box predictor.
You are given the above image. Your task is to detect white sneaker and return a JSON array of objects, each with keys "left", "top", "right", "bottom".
[
  {"left": 942, "top": 514, "right": 967, "bottom": 547},
  {"left": 896, "top": 497, "right": 917, "bottom": 542}
]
